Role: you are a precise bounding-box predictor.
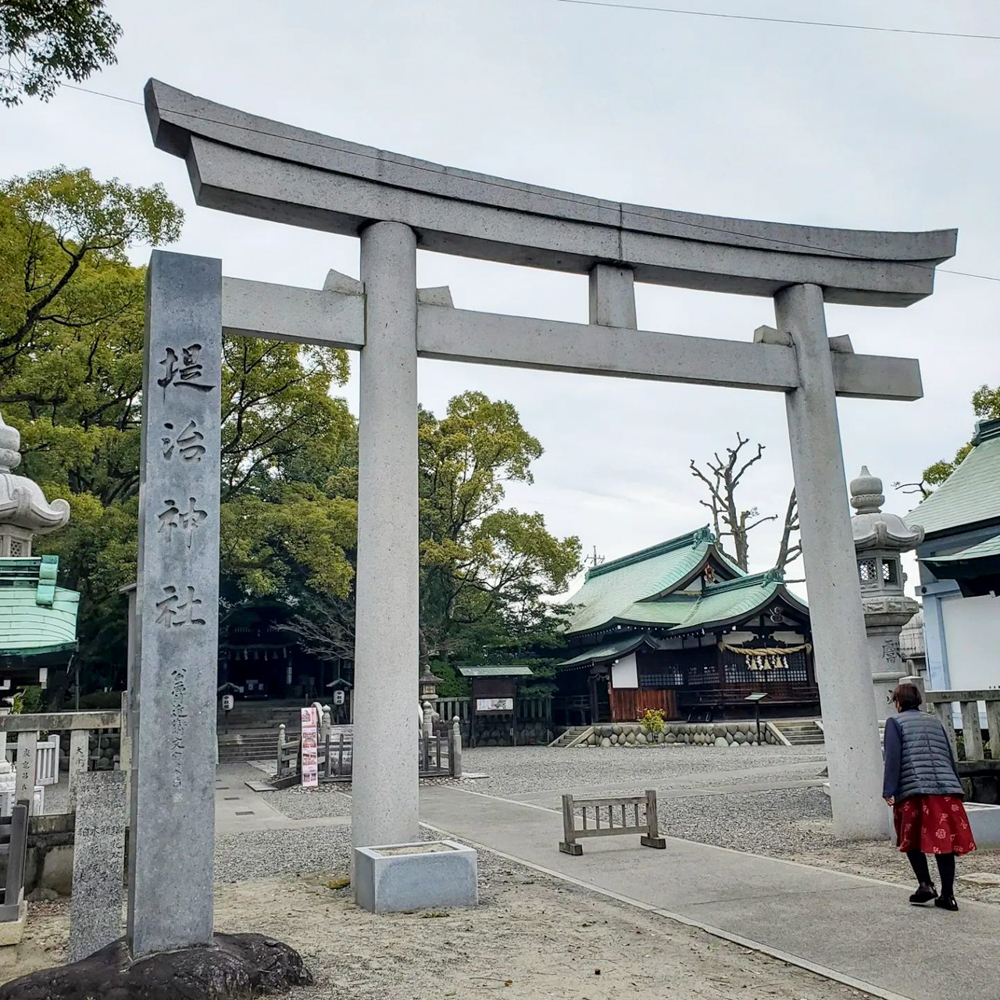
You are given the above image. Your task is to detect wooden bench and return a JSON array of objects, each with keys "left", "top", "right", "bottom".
[{"left": 559, "top": 790, "right": 666, "bottom": 855}]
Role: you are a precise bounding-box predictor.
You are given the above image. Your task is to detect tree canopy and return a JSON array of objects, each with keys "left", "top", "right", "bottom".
[
  {"left": 3, "top": 166, "right": 578, "bottom": 699},
  {"left": 1, "top": 167, "right": 354, "bottom": 693},
  {"left": 0, "top": 1, "right": 122, "bottom": 106},
  {"left": 287, "top": 391, "right": 582, "bottom": 695}
]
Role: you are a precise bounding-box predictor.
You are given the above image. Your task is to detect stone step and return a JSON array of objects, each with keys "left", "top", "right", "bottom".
[{"left": 549, "top": 726, "right": 592, "bottom": 748}]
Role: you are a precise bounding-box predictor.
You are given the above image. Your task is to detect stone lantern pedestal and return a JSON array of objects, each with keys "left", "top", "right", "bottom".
[{"left": 849, "top": 468, "right": 924, "bottom": 720}]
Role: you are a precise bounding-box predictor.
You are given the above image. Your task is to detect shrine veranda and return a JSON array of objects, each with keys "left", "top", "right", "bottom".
[{"left": 126, "top": 77, "right": 957, "bottom": 954}]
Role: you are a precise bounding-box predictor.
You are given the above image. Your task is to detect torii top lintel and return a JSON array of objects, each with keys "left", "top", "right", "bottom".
[{"left": 145, "top": 79, "right": 956, "bottom": 307}]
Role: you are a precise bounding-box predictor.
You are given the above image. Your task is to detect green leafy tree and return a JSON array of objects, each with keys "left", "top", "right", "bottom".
[
  {"left": 896, "top": 385, "right": 1000, "bottom": 497},
  {"left": 1, "top": 0, "right": 122, "bottom": 106},
  {"left": 286, "top": 391, "right": 582, "bottom": 690},
  {"left": 1, "top": 167, "right": 355, "bottom": 692},
  {"left": 417, "top": 392, "right": 581, "bottom": 671}
]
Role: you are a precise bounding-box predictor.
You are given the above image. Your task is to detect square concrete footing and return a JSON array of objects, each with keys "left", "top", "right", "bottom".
[
  {"left": 354, "top": 840, "right": 478, "bottom": 914},
  {"left": 0, "top": 901, "right": 27, "bottom": 947},
  {"left": 966, "top": 803, "right": 1000, "bottom": 849}
]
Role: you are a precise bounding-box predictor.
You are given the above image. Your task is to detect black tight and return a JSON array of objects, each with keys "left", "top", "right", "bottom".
[
  {"left": 937, "top": 853, "right": 956, "bottom": 897},
  {"left": 907, "top": 851, "right": 956, "bottom": 897}
]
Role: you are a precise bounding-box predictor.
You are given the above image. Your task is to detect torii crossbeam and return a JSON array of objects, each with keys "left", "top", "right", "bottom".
[{"left": 128, "top": 78, "right": 956, "bottom": 953}]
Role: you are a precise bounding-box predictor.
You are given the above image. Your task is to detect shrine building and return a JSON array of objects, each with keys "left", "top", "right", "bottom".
[{"left": 554, "top": 527, "right": 817, "bottom": 726}]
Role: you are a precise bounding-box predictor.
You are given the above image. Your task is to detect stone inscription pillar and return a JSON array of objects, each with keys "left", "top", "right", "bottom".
[
  {"left": 127, "top": 251, "right": 221, "bottom": 957},
  {"left": 352, "top": 222, "right": 420, "bottom": 866},
  {"left": 775, "top": 283, "right": 890, "bottom": 840}
]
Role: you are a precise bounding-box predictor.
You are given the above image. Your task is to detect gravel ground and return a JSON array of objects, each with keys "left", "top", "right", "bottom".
[
  {"left": 5, "top": 849, "right": 876, "bottom": 1000},
  {"left": 463, "top": 743, "right": 827, "bottom": 798},
  {"left": 215, "top": 824, "right": 353, "bottom": 883},
  {"left": 265, "top": 783, "right": 354, "bottom": 820}
]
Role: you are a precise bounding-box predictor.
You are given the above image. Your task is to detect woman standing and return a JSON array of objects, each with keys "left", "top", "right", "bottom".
[{"left": 883, "top": 682, "right": 976, "bottom": 911}]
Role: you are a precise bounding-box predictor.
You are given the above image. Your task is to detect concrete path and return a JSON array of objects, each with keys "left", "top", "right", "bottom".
[
  {"left": 213, "top": 771, "right": 350, "bottom": 834},
  {"left": 420, "top": 783, "right": 1000, "bottom": 1000}
]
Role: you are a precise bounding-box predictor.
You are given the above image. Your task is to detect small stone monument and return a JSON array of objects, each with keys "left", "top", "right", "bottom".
[
  {"left": 849, "top": 467, "right": 924, "bottom": 720},
  {"left": 69, "top": 771, "right": 127, "bottom": 962}
]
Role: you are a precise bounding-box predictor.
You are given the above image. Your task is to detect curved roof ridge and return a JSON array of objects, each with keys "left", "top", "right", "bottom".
[
  {"left": 587, "top": 526, "right": 713, "bottom": 579},
  {"left": 705, "top": 567, "right": 784, "bottom": 594}
]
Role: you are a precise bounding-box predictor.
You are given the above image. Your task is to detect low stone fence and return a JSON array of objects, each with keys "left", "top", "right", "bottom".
[{"left": 583, "top": 721, "right": 781, "bottom": 748}]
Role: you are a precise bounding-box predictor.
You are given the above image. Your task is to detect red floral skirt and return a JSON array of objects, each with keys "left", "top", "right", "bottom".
[{"left": 894, "top": 795, "right": 977, "bottom": 855}]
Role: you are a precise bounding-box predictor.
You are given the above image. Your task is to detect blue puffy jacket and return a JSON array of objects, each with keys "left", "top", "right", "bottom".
[{"left": 883, "top": 709, "right": 964, "bottom": 801}]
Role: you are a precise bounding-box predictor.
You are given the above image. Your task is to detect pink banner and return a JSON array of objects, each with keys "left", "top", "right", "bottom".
[{"left": 300, "top": 706, "right": 318, "bottom": 788}]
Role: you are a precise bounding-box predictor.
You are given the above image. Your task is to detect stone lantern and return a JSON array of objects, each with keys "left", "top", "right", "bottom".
[
  {"left": 419, "top": 668, "right": 441, "bottom": 703},
  {"left": 0, "top": 413, "right": 70, "bottom": 556},
  {"left": 850, "top": 467, "right": 924, "bottom": 720}
]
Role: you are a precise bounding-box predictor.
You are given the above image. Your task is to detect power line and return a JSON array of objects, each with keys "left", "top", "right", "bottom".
[
  {"left": 64, "top": 83, "right": 142, "bottom": 106},
  {"left": 550, "top": 0, "right": 1000, "bottom": 41},
  {"left": 59, "top": 83, "right": 1000, "bottom": 287}
]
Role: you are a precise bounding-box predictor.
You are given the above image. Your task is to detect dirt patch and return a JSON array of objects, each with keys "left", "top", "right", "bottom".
[{"left": 2, "top": 870, "right": 876, "bottom": 999}]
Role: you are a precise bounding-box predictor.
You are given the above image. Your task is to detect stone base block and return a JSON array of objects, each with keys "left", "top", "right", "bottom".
[
  {"left": 355, "top": 840, "right": 478, "bottom": 914},
  {"left": 0, "top": 902, "right": 27, "bottom": 947},
  {"left": 967, "top": 803, "right": 1000, "bottom": 850}
]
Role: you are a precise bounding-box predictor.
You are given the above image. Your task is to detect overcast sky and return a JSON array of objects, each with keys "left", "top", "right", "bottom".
[{"left": 3, "top": 0, "right": 998, "bottom": 597}]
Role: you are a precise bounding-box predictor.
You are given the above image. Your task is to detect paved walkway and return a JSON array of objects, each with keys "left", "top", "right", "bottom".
[
  {"left": 419, "top": 783, "right": 1000, "bottom": 1000},
  {"left": 213, "top": 772, "right": 349, "bottom": 834}
]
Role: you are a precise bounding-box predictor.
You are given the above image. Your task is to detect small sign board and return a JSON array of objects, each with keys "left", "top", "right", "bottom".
[
  {"left": 333, "top": 690, "right": 345, "bottom": 706},
  {"left": 476, "top": 697, "right": 514, "bottom": 713},
  {"left": 221, "top": 694, "right": 234, "bottom": 712},
  {"left": 300, "top": 706, "right": 318, "bottom": 788}
]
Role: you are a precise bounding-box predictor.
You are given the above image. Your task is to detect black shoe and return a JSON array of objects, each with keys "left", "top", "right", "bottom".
[
  {"left": 910, "top": 883, "right": 938, "bottom": 905},
  {"left": 934, "top": 896, "right": 959, "bottom": 912}
]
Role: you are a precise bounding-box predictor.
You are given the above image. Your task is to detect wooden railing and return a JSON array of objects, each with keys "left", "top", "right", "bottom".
[
  {"left": 432, "top": 695, "right": 553, "bottom": 726},
  {"left": 276, "top": 718, "right": 463, "bottom": 783},
  {"left": 559, "top": 789, "right": 666, "bottom": 855},
  {"left": 920, "top": 687, "right": 1000, "bottom": 765},
  {"left": 1, "top": 710, "right": 123, "bottom": 815}
]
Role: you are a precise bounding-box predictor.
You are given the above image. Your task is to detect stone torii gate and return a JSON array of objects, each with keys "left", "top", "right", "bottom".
[{"left": 130, "top": 78, "right": 956, "bottom": 954}]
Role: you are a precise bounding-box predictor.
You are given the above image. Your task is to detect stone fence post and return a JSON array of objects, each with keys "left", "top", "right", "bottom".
[
  {"left": 276, "top": 724, "right": 286, "bottom": 776},
  {"left": 450, "top": 717, "right": 463, "bottom": 779},
  {"left": 422, "top": 702, "right": 434, "bottom": 741}
]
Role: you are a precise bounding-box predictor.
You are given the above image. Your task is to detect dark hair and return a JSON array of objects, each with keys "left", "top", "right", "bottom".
[{"left": 892, "top": 682, "right": 923, "bottom": 711}]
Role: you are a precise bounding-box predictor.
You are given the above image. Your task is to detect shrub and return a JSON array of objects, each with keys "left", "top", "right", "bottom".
[{"left": 640, "top": 709, "right": 666, "bottom": 734}]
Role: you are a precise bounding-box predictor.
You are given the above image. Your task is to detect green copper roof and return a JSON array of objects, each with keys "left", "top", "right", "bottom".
[
  {"left": 560, "top": 571, "right": 807, "bottom": 667},
  {"left": 923, "top": 532, "right": 1000, "bottom": 564},
  {"left": 564, "top": 526, "right": 745, "bottom": 634},
  {"left": 908, "top": 419, "right": 1000, "bottom": 537},
  {"left": 457, "top": 665, "right": 534, "bottom": 678},
  {"left": 669, "top": 572, "right": 799, "bottom": 632},
  {"left": 558, "top": 634, "right": 656, "bottom": 668},
  {"left": 0, "top": 557, "right": 80, "bottom": 658}
]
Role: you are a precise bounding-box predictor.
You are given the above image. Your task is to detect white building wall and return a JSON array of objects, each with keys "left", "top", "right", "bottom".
[
  {"left": 941, "top": 593, "right": 1000, "bottom": 691},
  {"left": 611, "top": 652, "right": 638, "bottom": 690}
]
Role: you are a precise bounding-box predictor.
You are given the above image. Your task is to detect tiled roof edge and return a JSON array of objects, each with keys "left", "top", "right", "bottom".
[
  {"left": 585, "top": 525, "right": 714, "bottom": 579},
  {"left": 704, "top": 567, "right": 784, "bottom": 594}
]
